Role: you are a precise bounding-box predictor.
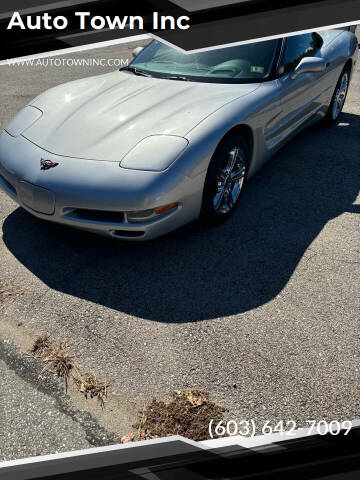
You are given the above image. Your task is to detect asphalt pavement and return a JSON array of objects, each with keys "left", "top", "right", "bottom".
[
  {"left": 0, "top": 33, "right": 359, "bottom": 461},
  {"left": 0, "top": 340, "right": 115, "bottom": 460}
]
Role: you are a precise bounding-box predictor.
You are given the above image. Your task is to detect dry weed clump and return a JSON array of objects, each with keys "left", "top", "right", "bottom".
[
  {"left": 73, "top": 373, "right": 109, "bottom": 408},
  {"left": 30, "top": 334, "right": 53, "bottom": 357},
  {"left": 134, "top": 389, "right": 227, "bottom": 441},
  {"left": 29, "top": 334, "right": 109, "bottom": 404},
  {"left": 42, "top": 340, "right": 74, "bottom": 391}
]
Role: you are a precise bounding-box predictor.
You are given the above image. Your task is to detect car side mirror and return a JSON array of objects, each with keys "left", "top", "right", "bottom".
[
  {"left": 132, "top": 46, "right": 144, "bottom": 58},
  {"left": 291, "top": 57, "right": 326, "bottom": 80}
]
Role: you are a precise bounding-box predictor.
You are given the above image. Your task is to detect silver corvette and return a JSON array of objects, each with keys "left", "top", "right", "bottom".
[{"left": 0, "top": 30, "right": 358, "bottom": 240}]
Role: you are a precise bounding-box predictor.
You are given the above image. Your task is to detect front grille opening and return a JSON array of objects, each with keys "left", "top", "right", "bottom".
[
  {"left": 65, "top": 208, "right": 125, "bottom": 224},
  {"left": 112, "top": 230, "right": 145, "bottom": 238},
  {"left": 0, "top": 174, "right": 17, "bottom": 198}
]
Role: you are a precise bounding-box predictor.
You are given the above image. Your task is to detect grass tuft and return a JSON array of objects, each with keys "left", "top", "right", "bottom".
[
  {"left": 29, "top": 334, "right": 109, "bottom": 402},
  {"left": 30, "top": 334, "right": 52, "bottom": 357},
  {"left": 41, "top": 340, "right": 74, "bottom": 391},
  {"left": 73, "top": 373, "right": 109, "bottom": 408}
]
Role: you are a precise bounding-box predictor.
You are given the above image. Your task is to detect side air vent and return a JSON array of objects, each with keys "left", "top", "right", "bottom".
[
  {"left": 111, "top": 230, "right": 145, "bottom": 238},
  {"left": 64, "top": 208, "right": 125, "bottom": 224}
]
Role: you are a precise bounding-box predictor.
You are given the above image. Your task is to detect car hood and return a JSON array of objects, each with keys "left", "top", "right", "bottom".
[{"left": 23, "top": 71, "right": 260, "bottom": 162}]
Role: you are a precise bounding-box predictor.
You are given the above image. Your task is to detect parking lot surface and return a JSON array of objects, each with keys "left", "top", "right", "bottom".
[{"left": 0, "top": 33, "right": 359, "bottom": 460}]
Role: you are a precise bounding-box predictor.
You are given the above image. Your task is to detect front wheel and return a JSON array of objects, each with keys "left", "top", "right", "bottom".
[
  {"left": 323, "top": 67, "right": 350, "bottom": 125},
  {"left": 201, "top": 135, "right": 249, "bottom": 224}
]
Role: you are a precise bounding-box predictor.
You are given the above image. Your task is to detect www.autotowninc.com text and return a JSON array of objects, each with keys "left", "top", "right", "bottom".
[{"left": 5, "top": 57, "right": 130, "bottom": 67}]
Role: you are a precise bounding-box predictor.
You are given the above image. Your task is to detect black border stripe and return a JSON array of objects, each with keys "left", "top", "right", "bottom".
[
  {"left": 157, "top": 0, "right": 360, "bottom": 49},
  {"left": 1, "top": 427, "right": 360, "bottom": 480}
]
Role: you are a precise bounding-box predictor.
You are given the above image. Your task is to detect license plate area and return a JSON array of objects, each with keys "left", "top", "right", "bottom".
[{"left": 18, "top": 181, "right": 55, "bottom": 215}]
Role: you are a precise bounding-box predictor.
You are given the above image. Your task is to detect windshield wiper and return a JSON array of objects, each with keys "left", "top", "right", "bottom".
[
  {"left": 121, "top": 66, "right": 153, "bottom": 77},
  {"left": 162, "top": 75, "right": 190, "bottom": 82},
  {"left": 121, "top": 67, "right": 189, "bottom": 81}
]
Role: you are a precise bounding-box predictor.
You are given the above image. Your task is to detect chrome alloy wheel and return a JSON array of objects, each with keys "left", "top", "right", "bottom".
[
  {"left": 332, "top": 71, "right": 349, "bottom": 120},
  {"left": 213, "top": 146, "right": 247, "bottom": 215}
]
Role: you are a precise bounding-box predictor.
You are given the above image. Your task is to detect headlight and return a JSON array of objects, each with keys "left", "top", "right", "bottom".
[
  {"left": 5, "top": 106, "right": 43, "bottom": 137},
  {"left": 120, "top": 135, "right": 188, "bottom": 172}
]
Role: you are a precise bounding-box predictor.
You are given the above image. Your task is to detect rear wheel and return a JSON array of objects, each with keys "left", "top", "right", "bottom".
[
  {"left": 323, "top": 67, "right": 350, "bottom": 125},
  {"left": 201, "top": 134, "right": 249, "bottom": 224}
]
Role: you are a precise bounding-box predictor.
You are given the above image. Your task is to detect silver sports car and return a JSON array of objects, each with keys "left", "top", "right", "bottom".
[{"left": 0, "top": 30, "right": 358, "bottom": 240}]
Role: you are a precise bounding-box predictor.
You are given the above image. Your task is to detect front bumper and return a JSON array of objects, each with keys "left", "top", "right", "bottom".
[{"left": 0, "top": 132, "right": 203, "bottom": 240}]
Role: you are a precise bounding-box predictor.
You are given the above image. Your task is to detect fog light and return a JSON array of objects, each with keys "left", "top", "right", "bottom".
[
  {"left": 127, "top": 203, "right": 178, "bottom": 223},
  {"left": 127, "top": 209, "right": 154, "bottom": 223}
]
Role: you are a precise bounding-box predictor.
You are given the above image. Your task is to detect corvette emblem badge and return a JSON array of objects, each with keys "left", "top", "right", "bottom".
[{"left": 41, "top": 159, "right": 59, "bottom": 170}]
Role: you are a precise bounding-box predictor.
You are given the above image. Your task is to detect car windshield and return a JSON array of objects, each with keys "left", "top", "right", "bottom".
[{"left": 129, "top": 39, "right": 279, "bottom": 83}]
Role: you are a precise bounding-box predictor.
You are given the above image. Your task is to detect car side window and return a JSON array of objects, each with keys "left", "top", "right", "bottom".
[{"left": 280, "top": 34, "right": 319, "bottom": 74}]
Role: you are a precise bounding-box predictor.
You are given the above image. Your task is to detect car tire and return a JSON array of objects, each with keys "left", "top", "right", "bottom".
[
  {"left": 323, "top": 65, "right": 351, "bottom": 125},
  {"left": 200, "top": 134, "right": 250, "bottom": 225}
]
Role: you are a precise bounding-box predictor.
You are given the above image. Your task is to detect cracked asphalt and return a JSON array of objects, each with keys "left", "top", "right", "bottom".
[
  {"left": 0, "top": 340, "right": 120, "bottom": 461},
  {"left": 0, "top": 32, "right": 359, "bottom": 461}
]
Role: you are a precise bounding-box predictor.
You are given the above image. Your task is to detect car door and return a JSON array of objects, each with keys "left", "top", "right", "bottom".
[{"left": 273, "top": 33, "right": 329, "bottom": 144}]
